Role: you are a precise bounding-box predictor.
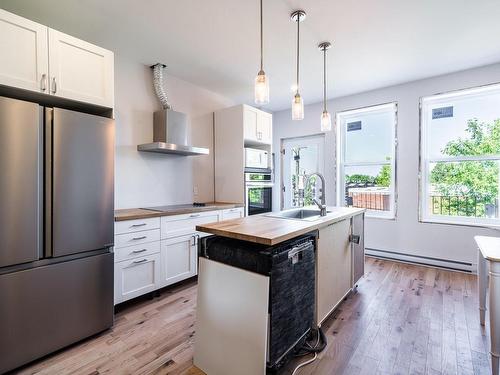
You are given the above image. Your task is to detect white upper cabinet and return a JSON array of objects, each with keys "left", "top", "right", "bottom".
[
  {"left": 243, "top": 105, "right": 272, "bottom": 145},
  {"left": 243, "top": 106, "right": 258, "bottom": 142},
  {"left": 0, "top": 9, "right": 114, "bottom": 108},
  {"left": 0, "top": 9, "right": 48, "bottom": 93},
  {"left": 48, "top": 29, "right": 114, "bottom": 108},
  {"left": 257, "top": 111, "right": 272, "bottom": 144}
]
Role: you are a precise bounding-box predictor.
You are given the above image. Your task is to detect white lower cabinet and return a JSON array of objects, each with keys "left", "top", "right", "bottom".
[
  {"left": 316, "top": 219, "right": 352, "bottom": 326},
  {"left": 114, "top": 253, "right": 161, "bottom": 304},
  {"left": 114, "top": 208, "right": 238, "bottom": 304},
  {"left": 159, "top": 234, "right": 198, "bottom": 288}
]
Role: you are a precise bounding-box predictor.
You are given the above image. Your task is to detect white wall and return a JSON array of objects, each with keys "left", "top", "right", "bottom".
[
  {"left": 273, "top": 63, "right": 500, "bottom": 266},
  {"left": 114, "top": 55, "right": 234, "bottom": 209}
]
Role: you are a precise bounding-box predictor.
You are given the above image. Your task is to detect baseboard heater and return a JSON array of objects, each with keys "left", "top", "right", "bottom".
[{"left": 365, "top": 248, "right": 475, "bottom": 273}]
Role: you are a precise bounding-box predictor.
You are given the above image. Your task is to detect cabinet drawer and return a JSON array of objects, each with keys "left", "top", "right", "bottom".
[
  {"left": 114, "top": 253, "right": 160, "bottom": 304},
  {"left": 221, "top": 207, "right": 244, "bottom": 221},
  {"left": 114, "top": 241, "right": 160, "bottom": 263},
  {"left": 161, "top": 211, "right": 219, "bottom": 239},
  {"left": 115, "top": 217, "right": 160, "bottom": 235},
  {"left": 115, "top": 229, "right": 160, "bottom": 249}
]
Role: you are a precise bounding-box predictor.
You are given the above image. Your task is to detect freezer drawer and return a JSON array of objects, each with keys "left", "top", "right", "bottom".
[{"left": 0, "top": 253, "right": 114, "bottom": 374}]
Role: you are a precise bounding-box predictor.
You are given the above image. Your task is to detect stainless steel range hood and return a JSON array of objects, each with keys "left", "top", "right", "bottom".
[{"left": 137, "top": 109, "right": 209, "bottom": 156}]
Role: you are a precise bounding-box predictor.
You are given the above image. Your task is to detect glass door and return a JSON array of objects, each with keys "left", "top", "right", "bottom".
[{"left": 281, "top": 135, "right": 325, "bottom": 209}]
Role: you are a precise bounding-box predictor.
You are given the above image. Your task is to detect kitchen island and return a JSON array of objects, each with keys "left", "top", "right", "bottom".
[{"left": 193, "top": 206, "right": 365, "bottom": 375}]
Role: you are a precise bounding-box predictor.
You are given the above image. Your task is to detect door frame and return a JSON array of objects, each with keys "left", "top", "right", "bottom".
[{"left": 280, "top": 133, "right": 326, "bottom": 210}]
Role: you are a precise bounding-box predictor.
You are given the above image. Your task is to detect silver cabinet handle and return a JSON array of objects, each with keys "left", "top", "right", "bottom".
[
  {"left": 132, "top": 248, "right": 147, "bottom": 253},
  {"left": 132, "top": 259, "right": 148, "bottom": 264},
  {"left": 40, "top": 74, "right": 47, "bottom": 92},
  {"left": 190, "top": 214, "right": 200, "bottom": 218},
  {"left": 51, "top": 77, "right": 57, "bottom": 94},
  {"left": 130, "top": 223, "right": 147, "bottom": 227},
  {"left": 190, "top": 235, "right": 196, "bottom": 247},
  {"left": 132, "top": 235, "right": 147, "bottom": 240}
]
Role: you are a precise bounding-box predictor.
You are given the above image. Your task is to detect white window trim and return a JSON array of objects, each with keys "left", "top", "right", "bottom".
[
  {"left": 419, "top": 83, "right": 500, "bottom": 227},
  {"left": 336, "top": 102, "right": 398, "bottom": 219}
]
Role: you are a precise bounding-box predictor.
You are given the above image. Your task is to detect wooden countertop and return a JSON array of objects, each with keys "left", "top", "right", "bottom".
[
  {"left": 475, "top": 236, "right": 500, "bottom": 262},
  {"left": 196, "top": 207, "right": 365, "bottom": 246},
  {"left": 115, "top": 202, "right": 244, "bottom": 222}
]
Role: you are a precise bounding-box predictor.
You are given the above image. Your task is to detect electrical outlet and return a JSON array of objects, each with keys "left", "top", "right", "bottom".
[{"left": 193, "top": 186, "right": 199, "bottom": 196}]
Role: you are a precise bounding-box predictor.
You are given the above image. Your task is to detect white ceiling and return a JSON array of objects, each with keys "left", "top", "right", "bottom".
[{"left": 2, "top": 0, "right": 500, "bottom": 111}]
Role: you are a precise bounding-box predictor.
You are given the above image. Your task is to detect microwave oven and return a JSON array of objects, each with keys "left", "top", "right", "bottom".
[{"left": 245, "top": 148, "right": 269, "bottom": 169}]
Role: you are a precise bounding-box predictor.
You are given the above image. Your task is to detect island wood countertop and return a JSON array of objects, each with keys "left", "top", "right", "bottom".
[
  {"left": 115, "top": 202, "right": 244, "bottom": 221},
  {"left": 196, "top": 207, "right": 365, "bottom": 245}
]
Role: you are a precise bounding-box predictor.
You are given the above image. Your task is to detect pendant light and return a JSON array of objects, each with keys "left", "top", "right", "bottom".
[
  {"left": 254, "top": 0, "right": 269, "bottom": 105},
  {"left": 319, "top": 41, "right": 332, "bottom": 131},
  {"left": 291, "top": 10, "right": 306, "bottom": 120}
]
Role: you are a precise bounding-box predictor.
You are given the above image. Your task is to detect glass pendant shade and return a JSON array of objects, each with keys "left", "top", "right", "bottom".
[
  {"left": 292, "top": 93, "right": 304, "bottom": 120},
  {"left": 254, "top": 70, "right": 269, "bottom": 105},
  {"left": 320, "top": 110, "right": 332, "bottom": 132}
]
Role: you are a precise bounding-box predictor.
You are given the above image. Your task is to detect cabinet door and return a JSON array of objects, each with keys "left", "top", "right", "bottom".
[
  {"left": 114, "top": 253, "right": 160, "bottom": 304},
  {"left": 0, "top": 9, "right": 48, "bottom": 93},
  {"left": 243, "top": 106, "right": 258, "bottom": 142},
  {"left": 351, "top": 213, "right": 365, "bottom": 286},
  {"left": 316, "top": 219, "right": 352, "bottom": 325},
  {"left": 48, "top": 29, "right": 114, "bottom": 107},
  {"left": 160, "top": 235, "right": 197, "bottom": 288},
  {"left": 257, "top": 112, "right": 272, "bottom": 144}
]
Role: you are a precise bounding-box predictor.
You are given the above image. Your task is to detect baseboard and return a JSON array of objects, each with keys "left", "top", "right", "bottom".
[{"left": 365, "top": 248, "right": 476, "bottom": 273}]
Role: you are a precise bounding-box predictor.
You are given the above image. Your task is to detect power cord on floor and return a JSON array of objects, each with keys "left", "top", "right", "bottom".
[
  {"left": 291, "top": 353, "right": 317, "bottom": 375},
  {"left": 291, "top": 327, "right": 327, "bottom": 374}
]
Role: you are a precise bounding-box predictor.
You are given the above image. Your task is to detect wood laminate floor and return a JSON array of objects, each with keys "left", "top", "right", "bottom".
[{"left": 12, "top": 258, "right": 491, "bottom": 375}]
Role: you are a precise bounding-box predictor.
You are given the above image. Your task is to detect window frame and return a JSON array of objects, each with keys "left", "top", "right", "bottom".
[
  {"left": 336, "top": 102, "right": 398, "bottom": 219},
  {"left": 419, "top": 83, "right": 500, "bottom": 227}
]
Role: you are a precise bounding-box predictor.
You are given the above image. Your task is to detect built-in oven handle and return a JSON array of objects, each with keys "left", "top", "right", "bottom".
[{"left": 245, "top": 182, "right": 274, "bottom": 187}]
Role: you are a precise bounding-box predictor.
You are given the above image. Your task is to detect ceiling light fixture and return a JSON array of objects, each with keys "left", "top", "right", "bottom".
[
  {"left": 319, "top": 41, "right": 332, "bottom": 132},
  {"left": 254, "top": 0, "right": 269, "bottom": 105},
  {"left": 291, "top": 10, "right": 306, "bottom": 120}
]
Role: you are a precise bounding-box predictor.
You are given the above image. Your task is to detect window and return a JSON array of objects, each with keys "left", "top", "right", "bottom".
[
  {"left": 337, "top": 103, "right": 397, "bottom": 218},
  {"left": 420, "top": 84, "right": 500, "bottom": 226}
]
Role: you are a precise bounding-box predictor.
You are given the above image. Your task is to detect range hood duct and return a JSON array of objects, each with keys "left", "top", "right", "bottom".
[
  {"left": 152, "top": 63, "right": 171, "bottom": 110},
  {"left": 137, "top": 64, "right": 209, "bottom": 156}
]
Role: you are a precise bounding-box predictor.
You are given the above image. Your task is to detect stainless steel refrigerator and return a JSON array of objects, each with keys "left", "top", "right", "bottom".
[{"left": 0, "top": 96, "right": 115, "bottom": 374}]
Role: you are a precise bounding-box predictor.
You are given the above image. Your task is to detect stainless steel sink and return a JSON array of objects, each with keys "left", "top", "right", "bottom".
[{"left": 266, "top": 208, "right": 332, "bottom": 221}]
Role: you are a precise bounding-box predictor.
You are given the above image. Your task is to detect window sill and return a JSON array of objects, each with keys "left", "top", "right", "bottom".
[{"left": 420, "top": 217, "right": 500, "bottom": 229}]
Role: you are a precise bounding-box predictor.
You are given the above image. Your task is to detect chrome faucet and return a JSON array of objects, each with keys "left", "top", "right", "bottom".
[{"left": 305, "top": 172, "right": 327, "bottom": 216}]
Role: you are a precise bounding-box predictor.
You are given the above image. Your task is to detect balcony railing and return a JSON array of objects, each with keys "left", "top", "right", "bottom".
[{"left": 430, "top": 195, "right": 498, "bottom": 218}]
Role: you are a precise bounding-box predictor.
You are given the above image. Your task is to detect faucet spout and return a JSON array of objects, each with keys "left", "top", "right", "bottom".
[{"left": 305, "top": 172, "right": 327, "bottom": 216}]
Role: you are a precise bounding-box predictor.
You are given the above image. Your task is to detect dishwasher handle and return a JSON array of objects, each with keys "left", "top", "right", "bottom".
[{"left": 288, "top": 241, "right": 313, "bottom": 264}]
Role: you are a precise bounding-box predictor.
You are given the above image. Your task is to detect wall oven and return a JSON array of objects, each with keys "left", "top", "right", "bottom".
[{"left": 245, "top": 172, "right": 273, "bottom": 216}]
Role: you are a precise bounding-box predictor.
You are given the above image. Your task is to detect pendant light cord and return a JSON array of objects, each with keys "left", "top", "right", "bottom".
[
  {"left": 296, "top": 14, "right": 300, "bottom": 94},
  {"left": 323, "top": 47, "right": 327, "bottom": 112},
  {"left": 260, "top": 0, "right": 263, "bottom": 71}
]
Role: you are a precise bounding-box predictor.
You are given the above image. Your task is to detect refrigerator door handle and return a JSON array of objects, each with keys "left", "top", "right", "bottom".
[{"left": 45, "top": 108, "right": 53, "bottom": 258}]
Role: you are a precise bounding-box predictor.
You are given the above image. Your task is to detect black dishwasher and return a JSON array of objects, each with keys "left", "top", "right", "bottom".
[{"left": 199, "top": 233, "right": 316, "bottom": 370}]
